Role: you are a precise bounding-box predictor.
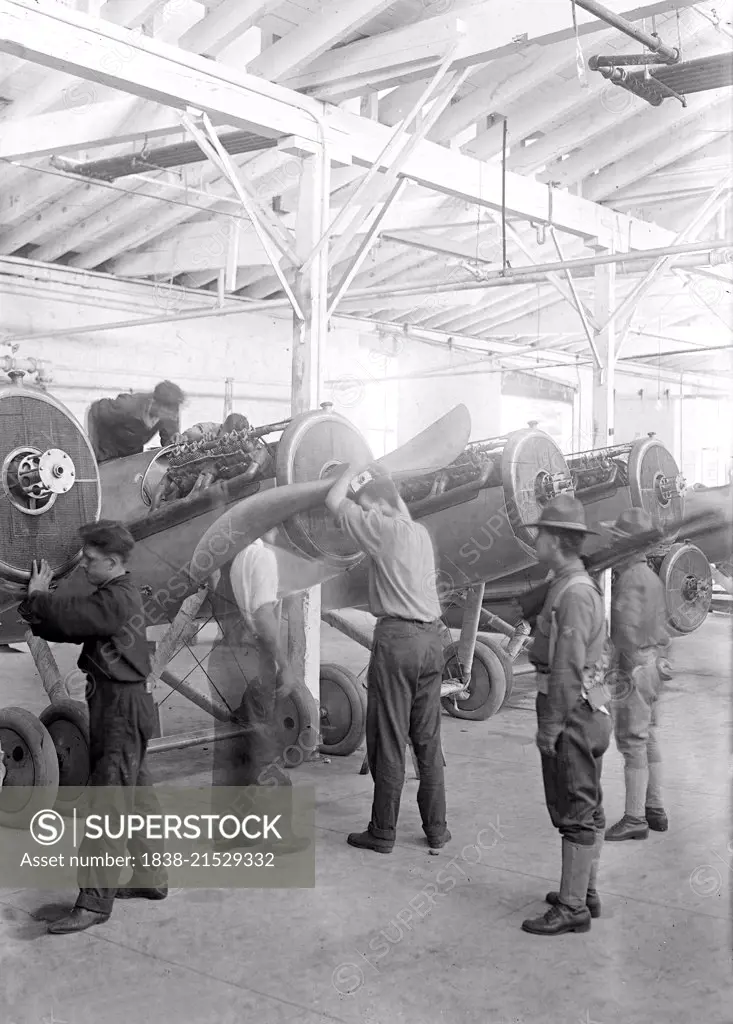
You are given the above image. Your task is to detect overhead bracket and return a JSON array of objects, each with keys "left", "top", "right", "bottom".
[{"left": 180, "top": 109, "right": 305, "bottom": 319}]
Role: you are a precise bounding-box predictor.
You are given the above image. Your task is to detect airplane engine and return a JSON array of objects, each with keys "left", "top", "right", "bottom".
[
  {"left": 275, "top": 407, "right": 373, "bottom": 569},
  {"left": 398, "top": 426, "right": 574, "bottom": 591},
  {"left": 568, "top": 437, "right": 715, "bottom": 634},
  {"left": 407, "top": 428, "right": 577, "bottom": 581},
  {"left": 568, "top": 435, "right": 686, "bottom": 551},
  {"left": 0, "top": 383, "right": 100, "bottom": 583}
]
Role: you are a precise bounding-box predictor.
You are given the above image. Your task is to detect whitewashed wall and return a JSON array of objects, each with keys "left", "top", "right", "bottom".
[
  {"left": 0, "top": 271, "right": 292, "bottom": 430},
  {"left": 615, "top": 391, "right": 732, "bottom": 486}
]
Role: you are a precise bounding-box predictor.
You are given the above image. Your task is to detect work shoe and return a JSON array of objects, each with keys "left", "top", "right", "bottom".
[
  {"left": 545, "top": 888, "right": 601, "bottom": 919},
  {"left": 521, "top": 903, "right": 591, "bottom": 936},
  {"left": 115, "top": 884, "right": 168, "bottom": 901},
  {"left": 605, "top": 815, "right": 649, "bottom": 841},
  {"left": 645, "top": 806, "right": 669, "bottom": 832},
  {"left": 347, "top": 829, "right": 393, "bottom": 855},
  {"left": 47, "top": 908, "right": 110, "bottom": 934},
  {"left": 427, "top": 828, "right": 452, "bottom": 850}
]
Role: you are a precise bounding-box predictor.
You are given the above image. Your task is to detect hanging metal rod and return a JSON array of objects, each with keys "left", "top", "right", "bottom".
[{"left": 573, "top": 0, "right": 679, "bottom": 62}]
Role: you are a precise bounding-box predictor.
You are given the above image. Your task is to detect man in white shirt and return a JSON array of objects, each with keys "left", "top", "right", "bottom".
[
  {"left": 207, "top": 531, "right": 296, "bottom": 791},
  {"left": 204, "top": 532, "right": 311, "bottom": 855}
]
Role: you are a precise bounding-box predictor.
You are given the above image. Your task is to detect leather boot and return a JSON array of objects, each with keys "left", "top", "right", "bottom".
[
  {"left": 606, "top": 768, "right": 649, "bottom": 840},
  {"left": 546, "top": 830, "right": 604, "bottom": 918},
  {"left": 523, "top": 840, "right": 593, "bottom": 935},
  {"left": 347, "top": 825, "right": 393, "bottom": 854},
  {"left": 645, "top": 763, "right": 668, "bottom": 831},
  {"left": 645, "top": 807, "right": 668, "bottom": 832}
]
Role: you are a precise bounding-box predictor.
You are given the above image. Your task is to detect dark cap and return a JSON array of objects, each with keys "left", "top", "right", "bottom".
[{"left": 525, "top": 494, "right": 597, "bottom": 534}]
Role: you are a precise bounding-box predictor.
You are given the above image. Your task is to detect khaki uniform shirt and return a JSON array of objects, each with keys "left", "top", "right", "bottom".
[{"left": 336, "top": 499, "right": 441, "bottom": 622}]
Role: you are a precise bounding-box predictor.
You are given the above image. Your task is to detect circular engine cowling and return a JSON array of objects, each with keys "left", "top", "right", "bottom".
[
  {"left": 398, "top": 427, "right": 574, "bottom": 591},
  {"left": 568, "top": 437, "right": 685, "bottom": 554},
  {"left": 500, "top": 428, "right": 575, "bottom": 550},
  {"left": 276, "top": 409, "right": 373, "bottom": 567},
  {"left": 0, "top": 385, "right": 100, "bottom": 582},
  {"left": 656, "top": 541, "right": 712, "bottom": 634}
]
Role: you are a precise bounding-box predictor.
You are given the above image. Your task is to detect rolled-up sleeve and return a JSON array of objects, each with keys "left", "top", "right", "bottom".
[{"left": 335, "top": 499, "right": 384, "bottom": 557}]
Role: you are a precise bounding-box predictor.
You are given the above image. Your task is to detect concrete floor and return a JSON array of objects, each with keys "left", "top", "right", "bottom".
[{"left": 0, "top": 615, "right": 731, "bottom": 1024}]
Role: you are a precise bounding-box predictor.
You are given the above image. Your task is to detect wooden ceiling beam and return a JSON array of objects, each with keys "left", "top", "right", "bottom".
[{"left": 284, "top": 0, "right": 700, "bottom": 96}]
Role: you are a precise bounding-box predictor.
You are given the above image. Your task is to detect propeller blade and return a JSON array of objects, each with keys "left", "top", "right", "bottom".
[
  {"left": 188, "top": 479, "right": 335, "bottom": 586},
  {"left": 188, "top": 405, "right": 472, "bottom": 586},
  {"left": 376, "top": 404, "right": 471, "bottom": 478}
]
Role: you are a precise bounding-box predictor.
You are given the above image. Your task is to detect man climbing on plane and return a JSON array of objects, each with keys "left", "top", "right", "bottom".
[{"left": 87, "top": 380, "right": 185, "bottom": 463}]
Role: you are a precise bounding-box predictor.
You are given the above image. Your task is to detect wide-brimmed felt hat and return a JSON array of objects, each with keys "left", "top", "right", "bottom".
[
  {"left": 526, "top": 494, "right": 598, "bottom": 534},
  {"left": 601, "top": 506, "right": 654, "bottom": 538}
]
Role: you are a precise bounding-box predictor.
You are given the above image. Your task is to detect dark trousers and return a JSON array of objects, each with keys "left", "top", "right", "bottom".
[
  {"left": 537, "top": 693, "right": 612, "bottom": 847},
  {"left": 207, "top": 640, "right": 291, "bottom": 789},
  {"left": 76, "top": 681, "right": 166, "bottom": 915},
  {"left": 206, "top": 638, "right": 295, "bottom": 839},
  {"left": 366, "top": 619, "right": 446, "bottom": 843}
]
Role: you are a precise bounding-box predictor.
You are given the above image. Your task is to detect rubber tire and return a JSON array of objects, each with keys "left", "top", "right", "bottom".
[
  {"left": 39, "top": 700, "right": 91, "bottom": 812},
  {"left": 0, "top": 706, "right": 60, "bottom": 829},
  {"left": 319, "top": 663, "right": 367, "bottom": 757},
  {"left": 477, "top": 633, "right": 515, "bottom": 706},
  {"left": 276, "top": 684, "right": 321, "bottom": 769},
  {"left": 441, "top": 640, "right": 508, "bottom": 721}
]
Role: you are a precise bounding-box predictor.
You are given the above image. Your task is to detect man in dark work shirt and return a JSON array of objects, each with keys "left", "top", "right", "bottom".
[
  {"left": 87, "top": 380, "right": 185, "bottom": 463},
  {"left": 19, "top": 520, "right": 167, "bottom": 934}
]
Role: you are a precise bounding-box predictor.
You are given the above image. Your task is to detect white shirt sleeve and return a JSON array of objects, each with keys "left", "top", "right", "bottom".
[{"left": 248, "top": 545, "right": 279, "bottom": 617}]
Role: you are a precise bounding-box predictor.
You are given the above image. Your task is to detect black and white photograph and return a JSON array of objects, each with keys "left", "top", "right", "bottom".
[{"left": 0, "top": 0, "right": 731, "bottom": 1021}]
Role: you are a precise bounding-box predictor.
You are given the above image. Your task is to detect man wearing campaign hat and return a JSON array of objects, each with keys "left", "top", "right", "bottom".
[
  {"left": 602, "top": 507, "right": 670, "bottom": 841},
  {"left": 521, "top": 494, "right": 612, "bottom": 936}
]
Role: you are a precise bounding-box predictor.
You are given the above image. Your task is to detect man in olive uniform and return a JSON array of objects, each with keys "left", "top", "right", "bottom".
[
  {"left": 603, "top": 508, "right": 670, "bottom": 840},
  {"left": 521, "top": 495, "right": 612, "bottom": 936}
]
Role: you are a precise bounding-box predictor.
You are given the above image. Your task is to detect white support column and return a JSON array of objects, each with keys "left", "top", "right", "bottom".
[
  {"left": 593, "top": 254, "right": 616, "bottom": 620},
  {"left": 672, "top": 379, "right": 684, "bottom": 469},
  {"left": 593, "top": 259, "right": 616, "bottom": 450},
  {"left": 573, "top": 364, "right": 594, "bottom": 452},
  {"left": 285, "top": 149, "right": 331, "bottom": 718}
]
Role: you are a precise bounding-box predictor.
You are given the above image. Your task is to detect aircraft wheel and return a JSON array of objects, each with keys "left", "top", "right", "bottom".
[
  {"left": 276, "top": 685, "right": 321, "bottom": 768},
  {"left": 659, "top": 542, "right": 712, "bottom": 635},
  {"left": 477, "top": 634, "right": 515, "bottom": 706},
  {"left": 0, "top": 707, "right": 60, "bottom": 829},
  {"left": 39, "top": 700, "right": 91, "bottom": 813},
  {"left": 441, "top": 640, "right": 507, "bottom": 721},
  {"left": 319, "top": 664, "right": 367, "bottom": 757}
]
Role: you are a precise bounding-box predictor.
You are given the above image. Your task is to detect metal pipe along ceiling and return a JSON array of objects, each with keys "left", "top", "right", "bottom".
[
  {"left": 573, "top": 0, "right": 679, "bottom": 62},
  {"left": 53, "top": 131, "right": 279, "bottom": 182}
]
